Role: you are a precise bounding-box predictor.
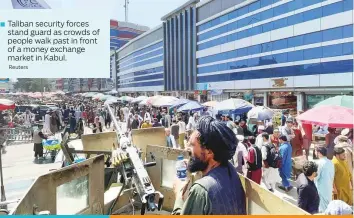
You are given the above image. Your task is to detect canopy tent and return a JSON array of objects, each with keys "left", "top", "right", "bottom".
[
  {"left": 118, "top": 96, "right": 134, "bottom": 102},
  {"left": 214, "top": 98, "right": 254, "bottom": 114},
  {"left": 99, "top": 95, "right": 111, "bottom": 101},
  {"left": 314, "top": 95, "right": 353, "bottom": 109},
  {"left": 92, "top": 93, "right": 104, "bottom": 100},
  {"left": 247, "top": 106, "right": 274, "bottom": 120},
  {"left": 169, "top": 98, "right": 191, "bottom": 109},
  {"left": 177, "top": 101, "right": 205, "bottom": 113},
  {"left": 152, "top": 96, "right": 179, "bottom": 107},
  {"left": 139, "top": 95, "right": 163, "bottom": 106},
  {"left": 105, "top": 89, "right": 118, "bottom": 95},
  {"left": 297, "top": 105, "right": 354, "bottom": 128},
  {"left": 104, "top": 96, "right": 119, "bottom": 105},
  {"left": 202, "top": 101, "right": 218, "bottom": 107},
  {"left": 0, "top": 99, "right": 15, "bottom": 111},
  {"left": 131, "top": 96, "right": 148, "bottom": 104}
]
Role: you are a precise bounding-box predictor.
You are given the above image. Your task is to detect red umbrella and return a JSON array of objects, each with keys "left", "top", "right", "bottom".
[
  {"left": 0, "top": 99, "right": 15, "bottom": 111},
  {"left": 297, "top": 105, "right": 354, "bottom": 128}
]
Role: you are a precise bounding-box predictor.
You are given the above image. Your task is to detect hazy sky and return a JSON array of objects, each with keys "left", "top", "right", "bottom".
[{"left": 2, "top": 0, "right": 190, "bottom": 28}]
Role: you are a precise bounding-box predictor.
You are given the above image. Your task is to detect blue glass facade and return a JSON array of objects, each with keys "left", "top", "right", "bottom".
[
  {"left": 116, "top": 0, "right": 353, "bottom": 93},
  {"left": 196, "top": 0, "right": 354, "bottom": 90},
  {"left": 116, "top": 27, "right": 164, "bottom": 91},
  {"left": 163, "top": 5, "right": 197, "bottom": 91}
]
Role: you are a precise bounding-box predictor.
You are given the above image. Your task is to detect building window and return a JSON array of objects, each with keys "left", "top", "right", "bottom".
[{"left": 306, "top": 95, "right": 336, "bottom": 109}]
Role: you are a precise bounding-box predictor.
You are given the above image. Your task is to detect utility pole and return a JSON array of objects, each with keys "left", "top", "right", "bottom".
[{"left": 124, "top": 0, "right": 129, "bottom": 22}]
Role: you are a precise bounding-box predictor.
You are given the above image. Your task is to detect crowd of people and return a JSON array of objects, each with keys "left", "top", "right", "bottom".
[
  {"left": 112, "top": 102, "right": 353, "bottom": 215},
  {"left": 0, "top": 94, "right": 353, "bottom": 215}
]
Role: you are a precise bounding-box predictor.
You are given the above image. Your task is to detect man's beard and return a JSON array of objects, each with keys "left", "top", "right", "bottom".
[{"left": 188, "top": 156, "right": 208, "bottom": 173}]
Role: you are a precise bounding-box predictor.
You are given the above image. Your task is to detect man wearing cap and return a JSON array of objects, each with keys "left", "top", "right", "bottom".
[
  {"left": 334, "top": 128, "right": 353, "bottom": 145},
  {"left": 172, "top": 116, "right": 246, "bottom": 215},
  {"left": 281, "top": 117, "right": 295, "bottom": 142},
  {"left": 332, "top": 147, "right": 353, "bottom": 206},
  {"left": 278, "top": 135, "right": 293, "bottom": 192},
  {"left": 335, "top": 135, "right": 353, "bottom": 174},
  {"left": 314, "top": 146, "right": 335, "bottom": 212},
  {"left": 255, "top": 125, "right": 265, "bottom": 149},
  {"left": 32, "top": 123, "right": 48, "bottom": 159}
]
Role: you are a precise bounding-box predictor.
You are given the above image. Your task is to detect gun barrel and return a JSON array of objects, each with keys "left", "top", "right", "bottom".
[{"left": 104, "top": 104, "right": 125, "bottom": 143}]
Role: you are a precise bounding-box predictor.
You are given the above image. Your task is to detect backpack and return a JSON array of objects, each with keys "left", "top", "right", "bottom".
[
  {"left": 247, "top": 145, "right": 262, "bottom": 171},
  {"left": 265, "top": 143, "right": 282, "bottom": 168}
]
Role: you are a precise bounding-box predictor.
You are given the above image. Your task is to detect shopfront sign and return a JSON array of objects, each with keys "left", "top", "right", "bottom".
[
  {"left": 194, "top": 90, "right": 207, "bottom": 95},
  {"left": 271, "top": 78, "right": 288, "bottom": 88}
]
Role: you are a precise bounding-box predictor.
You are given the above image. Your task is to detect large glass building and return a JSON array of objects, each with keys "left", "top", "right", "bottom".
[
  {"left": 114, "top": 0, "right": 353, "bottom": 110},
  {"left": 57, "top": 20, "right": 149, "bottom": 92}
]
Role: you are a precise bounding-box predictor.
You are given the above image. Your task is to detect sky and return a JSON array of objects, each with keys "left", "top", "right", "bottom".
[{"left": 2, "top": 0, "right": 190, "bottom": 28}]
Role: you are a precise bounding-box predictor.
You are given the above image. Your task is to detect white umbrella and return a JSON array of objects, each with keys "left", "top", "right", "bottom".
[
  {"left": 131, "top": 96, "right": 148, "bottom": 104},
  {"left": 247, "top": 106, "right": 274, "bottom": 120},
  {"left": 139, "top": 95, "right": 162, "bottom": 106},
  {"left": 152, "top": 96, "right": 179, "bottom": 107},
  {"left": 105, "top": 96, "right": 119, "bottom": 105},
  {"left": 214, "top": 98, "right": 254, "bottom": 114},
  {"left": 119, "top": 96, "right": 134, "bottom": 102},
  {"left": 92, "top": 93, "right": 104, "bottom": 100}
]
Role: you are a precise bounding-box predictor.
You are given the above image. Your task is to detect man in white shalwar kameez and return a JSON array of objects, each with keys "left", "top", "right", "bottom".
[
  {"left": 261, "top": 133, "right": 281, "bottom": 192},
  {"left": 23, "top": 109, "right": 34, "bottom": 128},
  {"left": 144, "top": 110, "right": 151, "bottom": 122},
  {"left": 122, "top": 106, "right": 129, "bottom": 122},
  {"left": 43, "top": 111, "right": 52, "bottom": 134}
]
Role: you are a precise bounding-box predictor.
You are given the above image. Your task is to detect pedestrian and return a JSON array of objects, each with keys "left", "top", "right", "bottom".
[
  {"left": 165, "top": 128, "right": 176, "bottom": 148},
  {"left": 76, "top": 118, "right": 84, "bottom": 139},
  {"left": 332, "top": 147, "right": 353, "bottom": 206},
  {"left": 314, "top": 146, "right": 335, "bottom": 213},
  {"left": 177, "top": 117, "right": 186, "bottom": 149},
  {"left": 334, "top": 135, "right": 353, "bottom": 174},
  {"left": 233, "top": 135, "right": 247, "bottom": 175},
  {"left": 170, "top": 119, "right": 179, "bottom": 147},
  {"left": 296, "top": 161, "right": 320, "bottom": 214},
  {"left": 325, "top": 127, "right": 338, "bottom": 160},
  {"left": 152, "top": 118, "right": 162, "bottom": 127},
  {"left": 32, "top": 123, "right": 48, "bottom": 159},
  {"left": 278, "top": 135, "right": 293, "bottom": 192},
  {"left": 172, "top": 116, "right": 246, "bottom": 215},
  {"left": 245, "top": 136, "right": 262, "bottom": 184},
  {"left": 261, "top": 133, "right": 281, "bottom": 192}
]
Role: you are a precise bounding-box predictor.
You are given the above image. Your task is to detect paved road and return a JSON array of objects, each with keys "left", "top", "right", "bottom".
[{"left": 2, "top": 142, "right": 62, "bottom": 211}]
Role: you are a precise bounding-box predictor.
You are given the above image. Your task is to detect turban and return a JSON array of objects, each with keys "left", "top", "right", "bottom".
[
  {"left": 325, "top": 200, "right": 353, "bottom": 215},
  {"left": 196, "top": 116, "right": 237, "bottom": 162}
]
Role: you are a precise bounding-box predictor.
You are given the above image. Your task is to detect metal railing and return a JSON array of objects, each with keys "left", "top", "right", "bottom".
[{"left": 0, "top": 127, "right": 33, "bottom": 143}]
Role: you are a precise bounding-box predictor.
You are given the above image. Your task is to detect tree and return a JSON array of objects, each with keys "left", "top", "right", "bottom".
[{"left": 13, "top": 79, "right": 51, "bottom": 92}]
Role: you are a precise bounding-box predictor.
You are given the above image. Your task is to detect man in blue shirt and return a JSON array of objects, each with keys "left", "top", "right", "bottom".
[{"left": 278, "top": 135, "right": 293, "bottom": 192}]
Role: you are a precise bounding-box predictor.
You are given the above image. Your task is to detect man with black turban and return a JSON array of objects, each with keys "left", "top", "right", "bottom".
[{"left": 172, "top": 116, "right": 246, "bottom": 215}]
